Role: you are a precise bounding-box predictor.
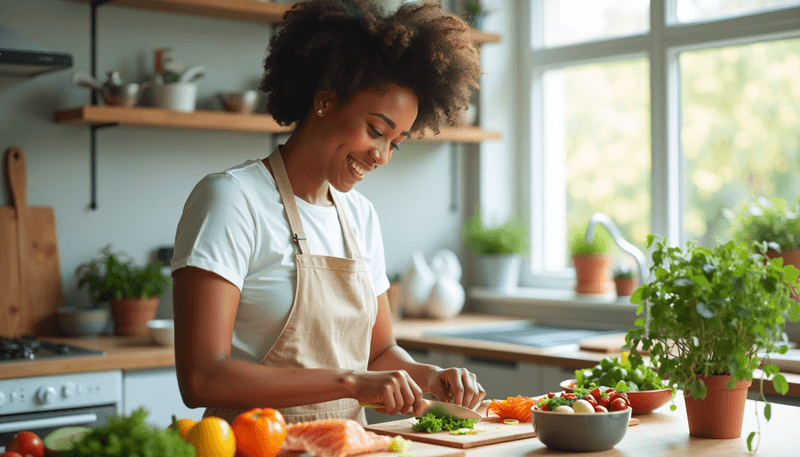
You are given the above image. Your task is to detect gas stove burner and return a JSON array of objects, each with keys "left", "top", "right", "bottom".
[{"left": 0, "top": 335, "right": 105, "bottom": 362}]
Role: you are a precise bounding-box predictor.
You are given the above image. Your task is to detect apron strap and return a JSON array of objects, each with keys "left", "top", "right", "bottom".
[
  {"left": 268, "top": 148, "right": 310, "bottom": 255},
  {"left": 329, "top": 190, "right": 363, "bottom": 261}
]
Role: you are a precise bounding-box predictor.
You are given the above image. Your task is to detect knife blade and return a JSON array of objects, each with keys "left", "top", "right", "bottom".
[{"left": 360, "top": 399, "right": 482, "bottom": 420}]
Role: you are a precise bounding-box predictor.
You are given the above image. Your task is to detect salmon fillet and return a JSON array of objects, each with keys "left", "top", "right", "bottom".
[{"left": 283, "top": 419, "right": 393, "bottom": 457}]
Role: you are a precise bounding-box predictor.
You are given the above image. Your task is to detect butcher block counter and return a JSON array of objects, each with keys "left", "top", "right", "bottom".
[{"left": 0, "top": 335, "right": 175, "bottom": 380}]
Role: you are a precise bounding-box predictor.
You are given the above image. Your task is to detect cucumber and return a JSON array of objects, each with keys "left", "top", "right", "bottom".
[{"left": 43, "top": 426, "right": 93, "bottom": 457}]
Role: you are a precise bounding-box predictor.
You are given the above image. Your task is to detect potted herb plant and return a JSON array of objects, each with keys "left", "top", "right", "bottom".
[
  {"left": 461, "top": 206, "right": 528, "bottom": 292},
  {"left": 727, "top": 196, "right": 800, "bottom": 298},
  {"left": 76, "top": 246, "right": 171, "bottom": 337},
  {"left": 612, "top": 264, "right": 638, "bottom": 297},
  {"left": 463, "top": 0, "right": 490, "bottom": 29},
  {"left": 570, "top": 225, "right": 613, "bottom": 294},
  {"left": 625, "top": 235, "right": 800, "bottom": 449}
]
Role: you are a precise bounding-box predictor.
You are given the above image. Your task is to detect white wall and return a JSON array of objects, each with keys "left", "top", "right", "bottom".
[{"left": 1, "top": 0, "right": 498, "bottom": 314}]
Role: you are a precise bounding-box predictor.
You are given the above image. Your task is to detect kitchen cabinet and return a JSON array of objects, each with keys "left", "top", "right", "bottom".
[{"left": 122, "top": 367, "right": 204, "bottom": 427}]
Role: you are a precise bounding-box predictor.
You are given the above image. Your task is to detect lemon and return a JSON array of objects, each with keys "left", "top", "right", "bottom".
[{"left": 187, "top": 416, "right": 236, "bottom": 457}]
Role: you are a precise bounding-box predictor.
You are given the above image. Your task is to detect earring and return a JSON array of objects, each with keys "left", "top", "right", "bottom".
[{"left": 317, "top": 109, "right": 323, "bottom": 116}]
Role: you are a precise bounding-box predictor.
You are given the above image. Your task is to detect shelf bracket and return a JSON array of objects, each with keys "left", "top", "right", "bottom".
[
  {"left": 449, "top": 142, "right": 459, "bottom": 212},
  {"left": 89, "top": 123, "right": 117, "bottom": 210},
  {"left": 88, "top": 0, "right": 115, "bottom": 210}
]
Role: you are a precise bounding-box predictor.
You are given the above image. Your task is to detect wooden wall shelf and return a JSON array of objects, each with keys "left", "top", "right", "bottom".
[
  {"left": 68, "top": 0, "right": 502, "bottom": 43},
  {"left": 54, "top": 105, "right": 501, "bottom": 143}
]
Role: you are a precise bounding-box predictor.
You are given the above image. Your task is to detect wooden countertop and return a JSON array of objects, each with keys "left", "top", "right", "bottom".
[
  {"left": 3, "top": 313, "right": 799, "bottom": 400},
  {"left": 0, "top": 335, "right": 175, "bottom": 380},
  {"left": 458, "top": 396, "right": 799, "bottom": 456},
  {"left": 391, "top": 313, "right": 800, "bottom": 399}
]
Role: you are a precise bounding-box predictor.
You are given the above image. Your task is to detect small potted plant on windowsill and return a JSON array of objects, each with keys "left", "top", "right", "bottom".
[
  {"left": 463, "top": 0, "right": 491, "bottom": 29},
  {"left": 625, "top": 235, "right": 800, "bottom": 450},
  {"left": 461, "top": 206, "right": 528, "bottom": 292},
  {"left": 726, "top": 196, "right": 800, "bottom": 298},
  {"left": 612, "top": 264, "right": 638, "bottom": 297},
  {"left": 76, "top": 246, "right": 171, "bottom": 337},
  {"left": 570, "top": 225, "right": 613, "bottom": 294}
]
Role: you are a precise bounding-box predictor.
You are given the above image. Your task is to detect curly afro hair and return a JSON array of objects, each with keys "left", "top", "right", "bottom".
[{"left": 260, "top": 0, "right": 482, "bottom": 135}]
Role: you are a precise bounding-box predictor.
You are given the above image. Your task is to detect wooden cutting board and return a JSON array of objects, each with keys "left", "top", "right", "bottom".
[
  {"left": 0, "top": 147, "right": 64, "bottom": 336},
  {"left": 579, "top": 332, "right": 629, "bottom": 353},
  {"left": 364, "top": 416, "right": 536, "bottom": 449}
]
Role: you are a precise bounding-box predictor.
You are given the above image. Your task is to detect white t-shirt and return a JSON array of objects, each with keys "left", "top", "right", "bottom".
[{"left": 171, "top": 159, "right": 390, "bottom": 363}]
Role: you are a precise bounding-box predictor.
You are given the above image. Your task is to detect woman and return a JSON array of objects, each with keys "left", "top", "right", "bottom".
[{"left": 171, "top": 0, "right": 484, "bottom": 425}]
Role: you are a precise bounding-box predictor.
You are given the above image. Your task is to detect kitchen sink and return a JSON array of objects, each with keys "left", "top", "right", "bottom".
[{"left": 423, "top": 320, "right": 621, "bottom": 350}]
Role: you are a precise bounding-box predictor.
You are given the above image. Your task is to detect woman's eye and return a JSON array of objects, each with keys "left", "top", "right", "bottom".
[{"left": 368, "top": 125, "right": 382, "bottom": 138}]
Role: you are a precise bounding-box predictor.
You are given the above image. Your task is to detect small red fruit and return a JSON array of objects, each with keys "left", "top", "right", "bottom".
[
  {"left": 6, "top": 431, "right": 44, "bottom": 457},
  {"left": 2, "top": 451, "right": 24, "bottom": 457}
]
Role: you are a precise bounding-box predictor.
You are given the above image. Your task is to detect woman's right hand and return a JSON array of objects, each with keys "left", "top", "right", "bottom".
[{"left": 351, "top": 370, "right": 425, "bottom": 416}]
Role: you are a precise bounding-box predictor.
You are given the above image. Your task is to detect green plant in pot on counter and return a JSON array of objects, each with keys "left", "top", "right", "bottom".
[
  {"left": 570, "top": 224, "right": 613, "bottom": 294},
  {"left": 625, "top": 235, "right": 800, "bottom": 450},
  {"left": 462, "top": 206, "right": 528, "bottom": 291},
  {"left": 76, "top": 246, "right": 170, "bottom": 337}
]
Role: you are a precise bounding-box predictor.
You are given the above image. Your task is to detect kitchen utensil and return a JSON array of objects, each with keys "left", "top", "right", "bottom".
[
  {"left": 532, "top": 406, "right": 632, "bottom": 452},
  {"left": 70, "top": 70, "right": 150, "bottom": 107},
  {"left": 70, "top": 70, "right": 102, "bottom": 90},
  {"left": 178, "top": 65, "right": 205, "bottom": 83},
  {"left": 360, "top": 399, "right": 481, "bottom": 420},
  {"left": 218, "top": 90, "right": 259, "bottom": 113},
  {"left": 363, "top": 416, "right": 536, "bottom": 449},
  {"left": 0, "top": 147, "right": 64, "bottom": 336}
]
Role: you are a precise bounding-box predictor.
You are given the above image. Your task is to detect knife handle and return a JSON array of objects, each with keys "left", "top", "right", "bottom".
[{"left": 359, "top": 402, "right": 385, "bottom": 409}]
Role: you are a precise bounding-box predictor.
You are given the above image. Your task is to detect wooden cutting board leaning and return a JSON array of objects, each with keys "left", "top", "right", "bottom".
[
  {"left": 0, "top": 147, "right": 64, "bottom": 336},
  {"left": 578, "top": 332, "right": 629, "bottom": 353}
]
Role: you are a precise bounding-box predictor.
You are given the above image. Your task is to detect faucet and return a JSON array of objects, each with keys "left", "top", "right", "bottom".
[{"left": 585, "top": 212, "right": 651, "bottom": 329}]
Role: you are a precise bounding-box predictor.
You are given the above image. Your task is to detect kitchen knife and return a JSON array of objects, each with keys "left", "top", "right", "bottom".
[{"left": 360, "top": 399, "right": 482, "bottom": 420}]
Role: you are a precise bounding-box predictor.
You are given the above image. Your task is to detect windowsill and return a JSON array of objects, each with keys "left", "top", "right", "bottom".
[{"left": 466, "top": 287, "right": 800, "bottom": 340}]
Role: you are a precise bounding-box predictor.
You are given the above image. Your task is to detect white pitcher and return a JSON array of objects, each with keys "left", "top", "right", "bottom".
[{"left": 401, "top": 250, "right": 436, "bottom": 317}]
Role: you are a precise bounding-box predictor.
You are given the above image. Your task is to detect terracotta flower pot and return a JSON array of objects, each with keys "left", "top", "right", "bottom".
[
  {"left": 766, "top": 248, "right": 800, "bottom": 300},
  {"left": 572, "top": 254, "right": 612, "bottom": 294},
  {"left": 614, "top": 277, "right": 638, "bottom": 296},
  {"left": 111, "top": 297, "right": 160, "bottom": 336},
  {"left": 684, "top": 375, "right": 751, "bottom": 439}
]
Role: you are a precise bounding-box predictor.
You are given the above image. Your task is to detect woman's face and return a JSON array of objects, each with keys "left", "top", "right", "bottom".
[{"left": 318, "top": 83, "right": 418, "bottom": 193}]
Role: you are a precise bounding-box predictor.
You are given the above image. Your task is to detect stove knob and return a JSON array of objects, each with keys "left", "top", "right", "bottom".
[
  {"left": 10, "top": 391, "right": 21, "bottom": 402},
  {"left": 37, "top": 386, "right": 58, "bottom": 404},
  {"left": 62, "top": 382, "right": 76, "bottom": 398}
]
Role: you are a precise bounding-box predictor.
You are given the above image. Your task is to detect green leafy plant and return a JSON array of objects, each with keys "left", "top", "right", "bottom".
[
  {"left": 76, "top": 246, "right": 170, "bottom": 307},
  {"left": 625, "top": 235, "right": 800, "bottom": 451},
  {"left": 726, "top": 196, "right": 800, "bottom": 252},
  {"left": 613, "top": 264, "right": 636, "bottom": 279},
  {"left": 461, "top": 207, "right": 528, "bottom": 256},
  {"left": 569, "top": 225, "right": 612, "bottom": 257}
]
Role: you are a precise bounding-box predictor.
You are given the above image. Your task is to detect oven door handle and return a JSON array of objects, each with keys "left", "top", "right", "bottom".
[{"left": 0, "top": 413, "right": 98, "bottom": 433}]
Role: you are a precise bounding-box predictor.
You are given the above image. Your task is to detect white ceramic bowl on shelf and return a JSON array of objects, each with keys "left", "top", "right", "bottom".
[{"left": 147, "top": 319, "right": 174, "bottom": 346}]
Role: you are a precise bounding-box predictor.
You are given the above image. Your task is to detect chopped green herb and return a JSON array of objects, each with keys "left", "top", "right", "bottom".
[{"left": 411, "top": 413, "right": 478, "bottom": 434}]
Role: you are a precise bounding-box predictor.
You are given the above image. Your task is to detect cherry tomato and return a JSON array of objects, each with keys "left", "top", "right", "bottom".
[
  {"left": 597, "top": 395, "right": 611, "bottom": 408},
  {"left": 2, "top": 451, "right": 23, "bottom": 457},
  {"left": 564, "top": 393, "right": 577, "bottom": 400},
  {"left": 610, "top": 398, "right": 628, "bottom": 411},
  {"left": 584, "top": 394, "right": 598, "bottom": 407},
  {"left": 594, "top": 405, "right": 608, "bottom": 413},
  {"left": 547, "top": 392, "right": 555, "bottom": 398},
  {"left": 5, "top": 431, "right": 44, "bottom": 457},
  {"left": 540, "top": 403, "right": 549, "bottom": 411},
  {"left": 590, "top": 388, "right": 603, "bottom": 400}
]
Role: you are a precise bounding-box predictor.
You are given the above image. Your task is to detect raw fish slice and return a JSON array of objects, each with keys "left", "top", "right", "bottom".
[{"left": 283, "top": 419, "right": 393, "bottom": 457}]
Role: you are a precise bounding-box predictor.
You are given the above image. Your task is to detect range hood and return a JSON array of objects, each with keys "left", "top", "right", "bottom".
[{"left": 0, "top": 26, "right": 72, "bottom": 78}]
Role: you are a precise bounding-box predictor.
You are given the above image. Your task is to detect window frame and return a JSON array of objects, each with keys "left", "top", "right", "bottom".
[{"left": 519, "top": 0, "right": 800, "bottom": 290}]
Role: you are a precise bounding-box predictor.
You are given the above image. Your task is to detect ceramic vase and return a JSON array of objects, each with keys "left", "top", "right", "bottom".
[
  {"left": 154, "top": 82, "right": 197, "bottom": 112},
  {"left": 683, "top": 375, "right": 751, "bottom": 439}
]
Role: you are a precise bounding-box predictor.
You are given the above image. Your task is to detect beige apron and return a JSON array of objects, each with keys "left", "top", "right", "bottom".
[{"left": 204, "top": 147, "right": 378, "bottom": 424}]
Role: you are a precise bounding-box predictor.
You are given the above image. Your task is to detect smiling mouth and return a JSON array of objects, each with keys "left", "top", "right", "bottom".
[{"left": 348, "top": 157, "right": 366, "bottom": 177}]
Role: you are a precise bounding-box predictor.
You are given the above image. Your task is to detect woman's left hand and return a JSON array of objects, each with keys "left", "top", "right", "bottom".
[{"left": 426, "top": 367, "right": 486, "bottom": 410}]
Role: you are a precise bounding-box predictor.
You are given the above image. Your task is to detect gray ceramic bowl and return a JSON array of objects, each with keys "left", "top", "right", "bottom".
[
  {"left": 147, "top": 319, "right": 174, "bottom": 346},
  {"left": 532, "top": 406, "right": 632, "bottom": 452}
]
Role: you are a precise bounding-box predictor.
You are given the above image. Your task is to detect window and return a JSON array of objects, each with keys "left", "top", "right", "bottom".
[{"left": 523, "top": 0, "right": 800, "bottom": 289}]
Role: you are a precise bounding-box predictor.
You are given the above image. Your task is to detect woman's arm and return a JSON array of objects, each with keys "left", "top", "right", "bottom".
[
  {"left": 367, "top": 292, "right": 486, "bottom": 411},
  {"left": 173, "top": 266, "right": 426, "bottom": 412}
]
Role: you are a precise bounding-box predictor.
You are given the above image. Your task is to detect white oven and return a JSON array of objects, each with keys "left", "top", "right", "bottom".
[{"left": 0, "top": 370, "right": 122, "bottom": 451}]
